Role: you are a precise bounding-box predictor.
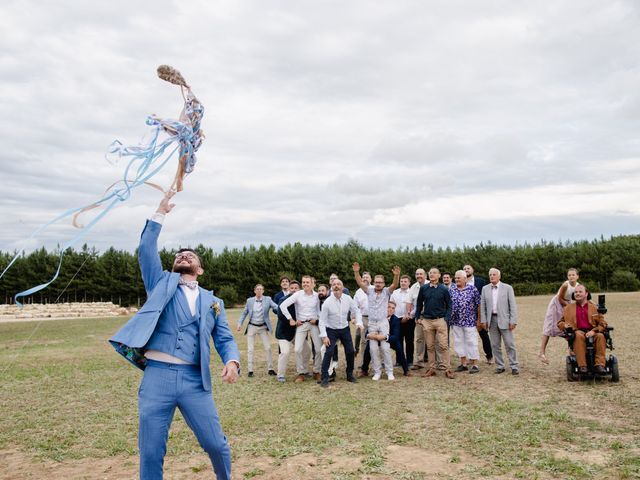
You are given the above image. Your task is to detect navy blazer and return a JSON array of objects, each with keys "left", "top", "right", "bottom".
[
  {"left": 473, "top": 276, "right": 488, "bottom": 293},
  {"left": 275, "top": 294, "right": 297, "bottom": 341},
  {"left": 109, "top": 220, "right": 240, "bottom": 392},
  {"left": 387, "top": 314, "right": 402, "bottom": 346}
]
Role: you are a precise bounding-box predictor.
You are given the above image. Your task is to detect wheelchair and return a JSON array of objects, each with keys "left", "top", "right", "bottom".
[{"left": 565, "top": 294, "right": 619, "bottom": 382}]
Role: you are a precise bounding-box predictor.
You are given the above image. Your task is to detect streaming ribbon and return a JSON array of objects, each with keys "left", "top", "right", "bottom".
[{"left": 0, "top": 66, "right": 205, "bottom": 305}]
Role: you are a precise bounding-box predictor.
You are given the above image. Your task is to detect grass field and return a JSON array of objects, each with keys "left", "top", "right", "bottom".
[{"left": 1, "top": 293, "right": 639, "bottom": 479}]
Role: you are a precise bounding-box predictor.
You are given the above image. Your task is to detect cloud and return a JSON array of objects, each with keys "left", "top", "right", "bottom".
[{"left": 0, "top": 0, "right": 638, "bottom": 256}]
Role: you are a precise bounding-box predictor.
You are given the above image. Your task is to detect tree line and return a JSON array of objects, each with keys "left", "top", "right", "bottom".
[{"left": 1, "top": 235, "right": 639, "bottom": 307}]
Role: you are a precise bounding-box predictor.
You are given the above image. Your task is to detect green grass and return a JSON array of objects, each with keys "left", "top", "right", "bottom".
[{"left": 1, "top": 293, "right": 640, "bottom": 478}]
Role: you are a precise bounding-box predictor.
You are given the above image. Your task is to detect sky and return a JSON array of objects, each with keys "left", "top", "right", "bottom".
[{"left": 1, "top": 0, "right": 639, "bottom": 254}]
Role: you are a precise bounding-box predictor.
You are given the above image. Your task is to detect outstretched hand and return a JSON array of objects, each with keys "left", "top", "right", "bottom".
[
  {"left": 352, "top": 262, "right": 360, "bottom": 273},
  {"left": 392, "top": 265, "right": 401, "bottom": 276},
  {"left": 157, "top": 190, "right": 176, "bottom": 215}
]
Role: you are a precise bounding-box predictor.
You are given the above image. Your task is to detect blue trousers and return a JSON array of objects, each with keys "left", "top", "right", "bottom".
[
  {"left": 139, "top": 360, "right": 231, "bottom": 480},
  {"left": 321, "top": 326, "right": 355, "bottom": 382}
]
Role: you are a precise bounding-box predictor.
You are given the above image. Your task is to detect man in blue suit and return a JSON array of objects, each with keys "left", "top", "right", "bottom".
[
  {"left": 109, "top": 191, "right": 240, "bottom": 480},
  {"left": 237, "top": 284, "right": 278, "bottom": 377}
]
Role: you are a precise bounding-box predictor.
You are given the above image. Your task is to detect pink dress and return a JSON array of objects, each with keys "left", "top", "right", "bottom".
[{"left": 542, "top": 283, "right": 578, "bottom": 337}]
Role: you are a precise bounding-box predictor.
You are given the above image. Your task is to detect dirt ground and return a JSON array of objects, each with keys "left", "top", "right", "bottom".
[{"left": 0, "top": 447, "right": 477, "bottom": 479}]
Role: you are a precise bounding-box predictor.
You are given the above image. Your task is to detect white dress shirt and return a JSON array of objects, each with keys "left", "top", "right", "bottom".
[
  {"left": 279, "top": 290, "right": 320, "bottom": 321},
  {"left": 319, "top": 294, "right": 362, "bottom": 337}
]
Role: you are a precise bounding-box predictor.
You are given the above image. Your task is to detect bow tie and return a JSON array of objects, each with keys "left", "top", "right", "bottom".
[
  {"left": 179, "top": 278, "right": 199, "bottom": 290},
  {"left": 492, "top": 285, "right": 498, "bottom": 289}
]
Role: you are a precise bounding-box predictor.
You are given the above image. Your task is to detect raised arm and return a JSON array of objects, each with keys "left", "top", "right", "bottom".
[
  {"left": 388, "top": 265, "right": 401, "bottom": 293},
  {"left": 352, "top": 262, "right": 368, "bottom": 292},
  {"left": 139, "top": 190, "right": 176, "bottom": 294}
]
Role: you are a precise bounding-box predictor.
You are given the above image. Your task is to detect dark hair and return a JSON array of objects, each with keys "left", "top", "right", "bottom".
[
  {"left": 289, "top": 280, "right": 300, "bottom": 287},
  {"left": 280, "top": 275, "right": 291, "bottom": 282},
  {"left": 318, "top": 283, "right": 329, "bottom": 290},
  {"left": 442, "top": 271, "right": 452, "bottom": 277}
]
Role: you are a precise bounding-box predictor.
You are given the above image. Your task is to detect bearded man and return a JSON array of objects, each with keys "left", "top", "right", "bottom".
[{"left": 110, "top": 191, "right": 240, "bottom": 480}]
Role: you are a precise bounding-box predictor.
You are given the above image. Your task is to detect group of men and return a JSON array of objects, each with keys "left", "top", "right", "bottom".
[
  {"left": 105, "top": 191, "right": 606, "bottom": 480},
  {"left": 238, "top": 261, "right": 521, "bottom": 387}
]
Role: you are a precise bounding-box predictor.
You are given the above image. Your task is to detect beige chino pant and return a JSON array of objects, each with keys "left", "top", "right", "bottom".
[
  {"left": 246, "top": 324, "right": 273, "bottom": 372},
  {"left": 422, "top": 318, "right": 450, "bottom": 371}
]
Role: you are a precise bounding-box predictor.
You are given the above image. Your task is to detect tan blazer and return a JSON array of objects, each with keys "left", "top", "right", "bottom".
[{"left": 558, "top": 302, "right": 607, "bottom": 333}]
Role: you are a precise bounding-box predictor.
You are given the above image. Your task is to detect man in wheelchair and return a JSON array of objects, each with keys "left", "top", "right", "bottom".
[{"left": 557, "top": 285, "right": 608, "bottom": 375}]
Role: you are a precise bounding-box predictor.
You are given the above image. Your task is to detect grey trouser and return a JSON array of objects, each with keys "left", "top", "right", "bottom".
[{"left": 489, "top": 320, "right": 518, "bottom": 370}]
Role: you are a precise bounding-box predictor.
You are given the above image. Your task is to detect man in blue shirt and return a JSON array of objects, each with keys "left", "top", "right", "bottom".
[{"left": 414, "top": 267, "right": 454, "bottom": 379}]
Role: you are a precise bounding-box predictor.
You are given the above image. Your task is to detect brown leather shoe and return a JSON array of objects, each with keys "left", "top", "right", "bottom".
[
  {"left": 313, "top": 372, "right": 321, "bottom": 381},
  {"left": 295, "top": 374, "right": 305, "bottom": 383},
  {"left": 410, "top": 364, "right": 423, "bottom": 370},
  {"left": 422, "top": 369, "right": 437, "bottom": 377},
  {"left": 445, "top": 370, "right": 455, "bottom": 379},
  {"left": 357, "top": 369, "right": 368, "bottom": 378}
]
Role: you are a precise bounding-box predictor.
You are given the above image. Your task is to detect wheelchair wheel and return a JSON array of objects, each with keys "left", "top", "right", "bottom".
[
  {"left": 566, "top": 357, "right": 578, "bottom": 382},
  {"left": 610, "top": 355, "right": 620, "bottom": 383}
]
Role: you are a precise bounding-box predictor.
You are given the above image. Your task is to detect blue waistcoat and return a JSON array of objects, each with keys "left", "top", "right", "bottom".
[{"left": 145, "top": 288, "right": 201, "bottom": 365}]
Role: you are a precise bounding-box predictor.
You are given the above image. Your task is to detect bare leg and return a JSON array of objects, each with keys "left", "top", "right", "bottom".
[{"left": 538, "top": 335, "right": 550, "bottom": 364}]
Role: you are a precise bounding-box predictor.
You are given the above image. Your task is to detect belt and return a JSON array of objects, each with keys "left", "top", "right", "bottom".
[
  {"left": 423, "top": 316, "right": 444, "bottom": 320},
  {"left": 249, "top": 322, "right": 266, "bottom": 327},
  {"left": 146, "top": 359, "right": 199, "bottom": 370},
  {"left": 299, "top": 319, "right": 317, "bottom": 323}
]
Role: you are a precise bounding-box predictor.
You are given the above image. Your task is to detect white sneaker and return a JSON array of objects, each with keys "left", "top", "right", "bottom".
[
  {"left": 388, "top": 373, "right": 395, "bottom": 381},
  {"left": 372, "top": 373, "right": 381, "bottom": 381}
]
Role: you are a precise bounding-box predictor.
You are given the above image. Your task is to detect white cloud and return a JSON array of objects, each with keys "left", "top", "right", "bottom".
[{"left": 0, "top": 0, "right": 638, "bottom": 254}]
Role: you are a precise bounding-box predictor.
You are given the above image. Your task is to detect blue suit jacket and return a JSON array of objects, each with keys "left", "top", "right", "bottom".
[
  {"left": 238, "top": 296, "right": 278, "bottom": 334},
  {"left": 109, "top": 220, "right": 240, "bottom": 392},
  {"left": 388, "top": 314, "right": 402, "bottom": 346}
]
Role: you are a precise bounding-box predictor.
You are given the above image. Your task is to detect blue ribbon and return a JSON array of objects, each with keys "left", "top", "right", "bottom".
[{"left": 1, "top": 104, "right": 203, "bottom": 305}]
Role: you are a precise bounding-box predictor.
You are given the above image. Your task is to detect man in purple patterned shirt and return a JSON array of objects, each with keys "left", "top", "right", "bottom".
[{"left": 449, "top": 270, "right": 481, "bottom": 373}]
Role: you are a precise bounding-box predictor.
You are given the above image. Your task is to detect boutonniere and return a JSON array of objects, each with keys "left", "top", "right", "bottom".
[{"left": 211, "top": 302, "right": 221, "bottom": 317}]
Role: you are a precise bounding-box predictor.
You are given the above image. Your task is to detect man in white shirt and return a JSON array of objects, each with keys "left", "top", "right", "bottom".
[
  {"left": 354, "top": 271, "right": 371, "bottom": 366},
  {"left": 279, "top": 275, "right": 322, "bottom": 383},
  {"left": 318, "top": 280, "right": 363, "bottom": 387}
]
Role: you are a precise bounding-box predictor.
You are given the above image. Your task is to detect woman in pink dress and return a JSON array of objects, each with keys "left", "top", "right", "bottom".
[{"left": 538, "top": 268, "right": 580, "bottom": 364}]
